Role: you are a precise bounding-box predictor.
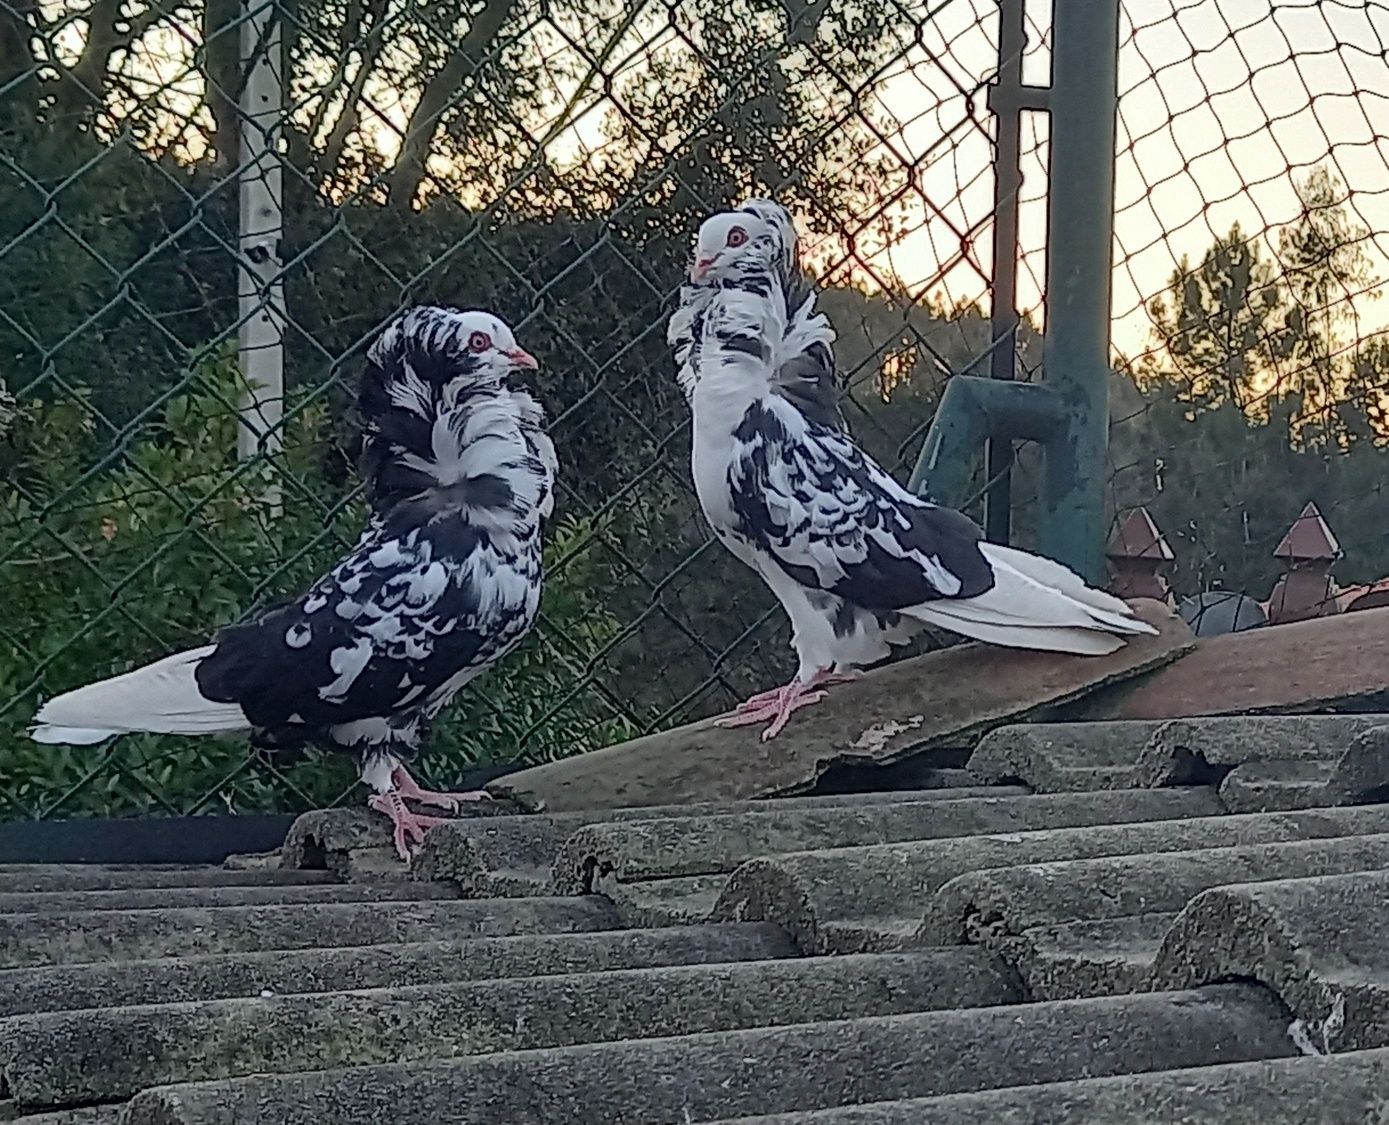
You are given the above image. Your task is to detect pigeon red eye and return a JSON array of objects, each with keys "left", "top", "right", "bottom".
[
  {"left": 468, "top": 331, "right": 491, "bottom": 353},
  {"left": 726, "top": 226, "right": 748, "bottom": 247}
]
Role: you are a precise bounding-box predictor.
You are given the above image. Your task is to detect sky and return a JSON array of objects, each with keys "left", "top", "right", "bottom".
[
  {"left": 814, "top": 0, "right": 1389, "bottom": 360},
  {"left": 62, "top": 0, "right": 1389, "bottom": 366}
]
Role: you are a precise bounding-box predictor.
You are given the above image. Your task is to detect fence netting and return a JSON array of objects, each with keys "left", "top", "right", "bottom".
[
  {"left": 1, "top": 0, "right": 1385, "bottom": 819},
  {"left": 1108, "top": 1, "right": 1389, "bottom": 630}
]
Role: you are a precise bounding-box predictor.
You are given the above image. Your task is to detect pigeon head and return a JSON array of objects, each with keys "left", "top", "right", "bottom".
[
  {"left": 733, "top": 199, "right": 798, "bottom": 265},
  {"left": 360, "top": 305, "right": 538, "bottom": 418},
  {"left": 357, "top": 305, "right": 542, "bottom": 504},
  {"left": 689, "top": 206, "right": 784, "bottom": 284},
  {"left": 368, "top": 306, "right": 537, "bottom": 400}
]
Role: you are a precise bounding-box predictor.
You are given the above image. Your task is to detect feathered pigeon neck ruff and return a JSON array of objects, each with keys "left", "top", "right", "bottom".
[
  {"left": 357, "top": 306, "right": 550, "bottom": 511},
  {"left": 669, "top": 200, "right": 813, "bottom": 405},
  {"left": 687, "top": 236, "right": 789, "bottom": 435}
]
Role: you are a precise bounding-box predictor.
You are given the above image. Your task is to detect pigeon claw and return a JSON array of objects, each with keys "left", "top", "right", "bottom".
[
  {"left": 390, "top": 765, "right": 492, "bottom": 813},
  {"left": 730, "top": 684, "right": 788, "bottom": 713},
  {"left": 718, "top": 668, "right": 861, "bottom": 727},
  {"left": 368, "top": 790, "right": 454, "bottom": 863},
  {"left": 714, "top": 679, "right": 829, "bottom": 740}
]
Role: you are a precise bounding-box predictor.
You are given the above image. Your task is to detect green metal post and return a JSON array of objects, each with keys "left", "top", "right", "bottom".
[
  {"left": 1037, "top": 0, "right": 1121, "bottom": 581},
  {"left": 982, "top": 0, "right": 1029, "bottom": 544},
  {"left": 910, "top": 1, "right": 1051, "bottom": 514},
  {"left": 913, "top": 376, "right": 1063, "bottom": 505}
]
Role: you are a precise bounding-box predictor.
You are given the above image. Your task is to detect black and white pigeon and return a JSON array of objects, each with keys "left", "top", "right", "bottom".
[
  {"left": 31, "top": 306, "right": 557, "bottom": 859},
  {"left": 682, "top": 207, "right": 1158, "bottom": 739},
  {"left": 670, "top": 201, "right": 919, "bottom": 699}
]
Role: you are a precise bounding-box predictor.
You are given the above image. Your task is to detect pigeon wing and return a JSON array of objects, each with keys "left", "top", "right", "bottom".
[
  {"left": 194, "top": 518, "right": 506, "bottom": 731},
  {"left": 727, "top": 400, "right": 995, "bottom": 611}
]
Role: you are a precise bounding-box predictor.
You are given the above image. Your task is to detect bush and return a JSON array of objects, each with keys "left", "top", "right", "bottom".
[{"left": 0, "top": 352, "right": 643, "bottom": 820}]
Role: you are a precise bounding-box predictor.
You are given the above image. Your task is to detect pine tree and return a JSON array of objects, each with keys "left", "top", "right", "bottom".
[
  {"left": 1276, "top": 167, "right": 1379, "bottom": 439},
  {"left": 1111, "top": 164, "right": 1389, "bottom": 599},
  {"left": 1143, "top": 223, "right": 1292, "bottom": 414}
]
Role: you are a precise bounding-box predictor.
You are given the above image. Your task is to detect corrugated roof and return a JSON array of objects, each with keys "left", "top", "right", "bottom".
[{"left": 4, "top": 707, "right": 1389, "bottom": 1123}]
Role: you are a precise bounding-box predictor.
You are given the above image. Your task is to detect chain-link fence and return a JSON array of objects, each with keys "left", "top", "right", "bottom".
[
  {"left": 2, "top": 0, "right": 1386, "bottom": 820},
  {"left": 1106, "top": 0, "right": 1389, "bottom": 634}
]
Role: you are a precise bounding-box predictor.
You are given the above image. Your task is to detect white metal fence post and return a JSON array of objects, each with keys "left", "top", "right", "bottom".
[{"left": 236, "top": 0, "right": 286, "bottom": 467}]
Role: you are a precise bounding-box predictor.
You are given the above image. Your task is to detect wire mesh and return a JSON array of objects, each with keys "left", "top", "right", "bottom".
[
  {"left": 1107, "top": 0, "right": 1389, "bottom": 633},
  {"left": 2, "top": 0, "right": 1386, "bottom": 820}
]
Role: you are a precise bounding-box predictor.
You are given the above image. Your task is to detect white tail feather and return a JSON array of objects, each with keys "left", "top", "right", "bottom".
[
  {"left": 902, "top": 543, "right": 1158, "bottom": 655},
  {"left": 907, "top": 605, "right": 1126, "bottom": 655},
  {"left": 30, "top": 645, "right": 250, "bottom": 745},
  {"left": 30, "top": 725, "right": 124, "bottom": 745},
  {"left": 980, "top": 544, "right": 1144, "bottom": 621}
]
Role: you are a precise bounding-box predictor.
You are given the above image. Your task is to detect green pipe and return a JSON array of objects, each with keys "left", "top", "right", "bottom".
[{"left": 1037, "top": 0, "right": 1122, "bottom": 581}]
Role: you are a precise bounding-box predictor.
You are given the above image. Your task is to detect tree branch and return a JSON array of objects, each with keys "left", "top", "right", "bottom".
[
  {"left": 319, "top": 0, "right": 388, "bottom": 180},
  {"left": 61, "top": 0, "right": 124, "bottom": 111},
  {"left": 305, "top": 0, "right": 365, "bottom": 143},
  {"left": 64, "top": 0, "right": 182, "bottom": 120},
  {"left": 202, "top": 0, "right": 240, "bottom": 171},
  {"left": 784, "top": 0, "right": 826, "bottom": 47},
  {"left": 757, "top": 0, "right": 829, "bottom": 188},
  {"left": 385, "top": 0, "right": 518, "bottom": 210},
  {"left": 125, "top": 0, "right": 179, "bottom": 42}
]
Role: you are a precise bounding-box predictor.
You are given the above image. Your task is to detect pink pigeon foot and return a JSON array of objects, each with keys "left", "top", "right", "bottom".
[
  {"left": 715, "top": 677, "right": 829, "bottom": 741},
  {"left": 368, "top": 790, "right": 456, "bottom": 862},
  {"left": 723, "top": 668, "right": 862, "bottom": 717},
  {"left": 391, "top": 765, "right": 492, "bottom": 813},
  {"left": 807, "top": 669, "right": 862, "bottom": 691}
]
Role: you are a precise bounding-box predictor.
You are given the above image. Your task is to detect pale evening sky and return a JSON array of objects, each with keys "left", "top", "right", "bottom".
[
  {"left": 87, "top": 0, "right": 1389, "bottom": 367},
  {"left": 812, "top": 0, "right": 1389, "bottom": 360}
]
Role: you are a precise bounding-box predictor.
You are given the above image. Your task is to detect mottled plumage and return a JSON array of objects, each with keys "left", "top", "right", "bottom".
[
  {"left": 32, "top": 306, "right": 556, "bottom": 858},
  {"left": 670, "top": 203, "right": 916, "bottom": 678},
  {"left": 682, "top": 211, "right": 1157, "bottom": 738}
]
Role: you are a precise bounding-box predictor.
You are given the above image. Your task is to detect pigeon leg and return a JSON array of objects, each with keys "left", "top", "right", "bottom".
[
  {"left": 725, "top": 668, "right": 861, "bottom": 717},
  {"left": 812, "top": 669, "right": 863, "bottom": 690},
  {"left": 367, "top": 790, "right": 454, "bottom": 862},
  {"left": 391, "top": 764, "right": 492, "bottom": 813},
  {"left": 715, "top": 678, "right": 829, "bottom": 741},
  {"left": 729, "top": 680, "right": 796, "bottom": 713}
]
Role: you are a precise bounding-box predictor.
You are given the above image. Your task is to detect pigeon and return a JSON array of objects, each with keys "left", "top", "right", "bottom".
[
  {"left": 31, "top": 306, "right": 558, "bottom": 860},
  {"left": 669, "top": 201, "right": 919, "bottom": 709},
  {"left": 682, "top": 208, "right": 1158, "bottom": 739}
]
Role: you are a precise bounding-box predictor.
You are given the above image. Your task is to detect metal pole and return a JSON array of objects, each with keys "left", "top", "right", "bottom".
[
  {"left": 982, "top": 0, "right": 1028, "bottom": 544},
  {"left": 237, "top": 0, "right": 285, "bottom": 465},
  {"left": 1037, "top": 0, "right": 1120, "bottom": 582}
]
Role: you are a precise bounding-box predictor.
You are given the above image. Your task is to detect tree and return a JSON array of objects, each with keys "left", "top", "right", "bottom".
[
  {"left": 1276, "top": 166, "right": 1379, "bottom": 438},
  {"left": 0, "top": 0, "right": 940, "bottom": 739},
  {"left": 1143, "top": 223, "right": 1292, "bottom": 414},
  {"left": 0, "top": 0, "right": 914, "bottom": 438},
  {"left": 1111, "top": 165, "right": 1389, "bottom": 602},
  {"left": 2, "top": 0, "right": 906, "bottom": 204}
]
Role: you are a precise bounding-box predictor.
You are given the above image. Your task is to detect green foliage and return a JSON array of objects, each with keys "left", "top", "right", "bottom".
[
  {"left": 6, "top": 0, "right": 1387, "bottom": 822},
  {"left": 0, "top": 0, "right": 965, "bottom": 765},
  {"left": 0, "top": 352, "right": 643, "bottom": 820}
]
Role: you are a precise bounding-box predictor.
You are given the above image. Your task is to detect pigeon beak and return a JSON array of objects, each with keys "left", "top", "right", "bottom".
[
  {"left": 690, "top": 257, "right": 715, "bottom": 282},
  {"left": 503, "top": 347, "right": 539, "bottom": 370}
]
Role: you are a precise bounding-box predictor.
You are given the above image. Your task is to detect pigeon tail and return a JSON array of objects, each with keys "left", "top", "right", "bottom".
[
  {"left": 30, "top": 645, "right": 249, "bottom": 744},
  {"left": 902, "top": 542, "right": 1159, "bottom": 656}
]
